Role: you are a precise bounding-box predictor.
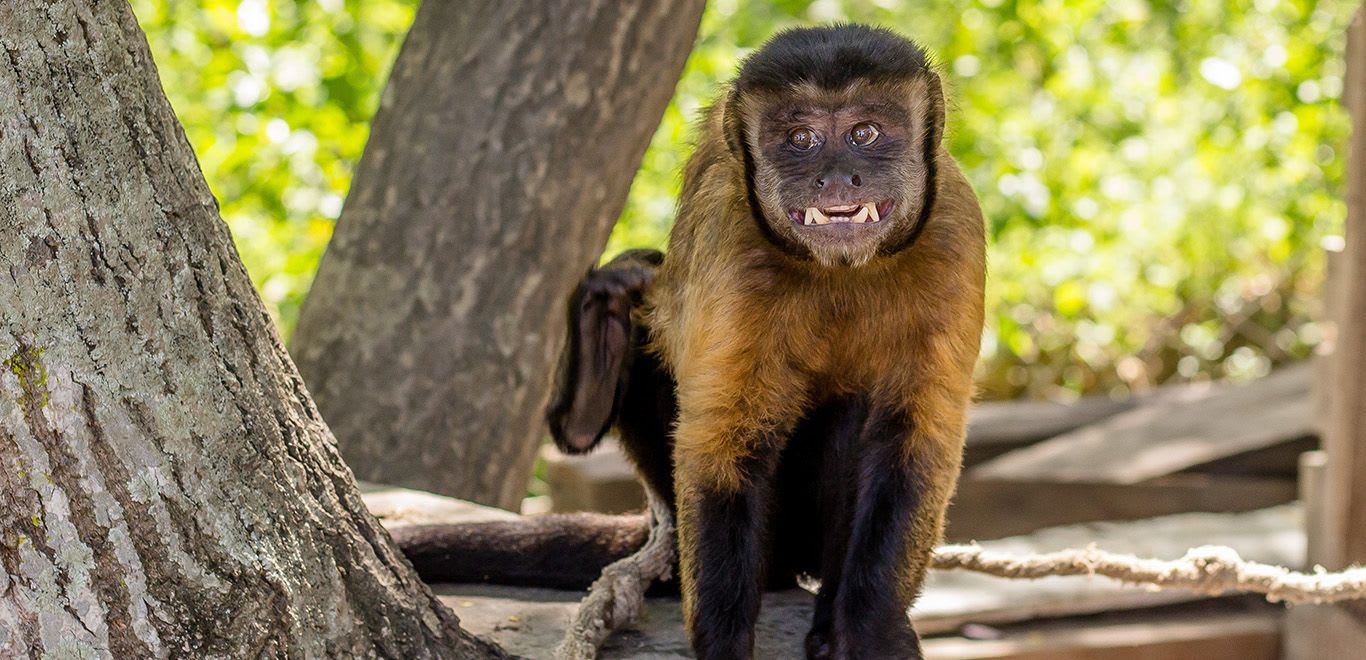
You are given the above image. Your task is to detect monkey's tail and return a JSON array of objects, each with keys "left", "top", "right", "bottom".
[{"left": 390, "top": 512, "right": 653, "bottom": 590}]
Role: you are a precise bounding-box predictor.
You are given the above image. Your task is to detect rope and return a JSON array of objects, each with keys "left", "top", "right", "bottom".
[
  {"left": 555, "top": 489, "right": 676, "bottom": 660},
  {"left": 555, "top": 522, "right": 1366, "bottom": 658},
  {"left": 931, "top": 543, "right": 1366, "bottom": 605}
]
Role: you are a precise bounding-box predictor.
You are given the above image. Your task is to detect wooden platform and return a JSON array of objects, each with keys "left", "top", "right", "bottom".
[{"left": 364, "top": 485, "right": 1305, "bottom": 659}]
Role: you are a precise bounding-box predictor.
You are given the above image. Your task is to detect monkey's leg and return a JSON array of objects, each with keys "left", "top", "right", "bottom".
[
  {"left": 669, "top": 327, "right": 806, "bottom": 657},
  {"left": 675, "top": 441, "right": 784, "bottom": 660},
  {"left": 825, "top": 406, "right": 961, "bottom": 660},
  {"left": 797, "top": 398, "right": 868, "bottom": 659}
]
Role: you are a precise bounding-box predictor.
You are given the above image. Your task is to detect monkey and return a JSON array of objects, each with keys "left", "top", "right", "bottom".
[{"left": 395, "top": 25, "right": 985, "bottom": 660}]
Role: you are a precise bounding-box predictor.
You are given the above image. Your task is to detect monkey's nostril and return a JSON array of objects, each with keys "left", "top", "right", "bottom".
[
  {"left": 850, "top": 174, "right": 862, "bottom": 187},
  {"left": 815, "top": 178, "right": 826, "bottom": 188}
]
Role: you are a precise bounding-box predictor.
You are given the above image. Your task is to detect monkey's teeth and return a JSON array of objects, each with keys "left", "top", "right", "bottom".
[
  {"left": 865, "top": 202, "right": 880, "bottom": 223},
  {"left": 851, "top": 206, "right": 870, "bottom": 224},
  {"left": 806, "top": 207, "right": 829, "bottom": 225},
  {"left": 803, "top": 207, "right": 815, "bottom": 226}
]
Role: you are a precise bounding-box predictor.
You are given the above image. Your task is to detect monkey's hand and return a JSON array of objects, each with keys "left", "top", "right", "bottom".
[{"left": 546, "top": 250, "right": 663, "bottom": 454}]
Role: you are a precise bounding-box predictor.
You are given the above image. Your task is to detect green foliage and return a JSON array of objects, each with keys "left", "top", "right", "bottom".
[
  {"left": 132, "top": 0, "right": 414, "bottom": 332},
  {"left": 135, "top": 0, "right": 1355, "bottom": 399}
]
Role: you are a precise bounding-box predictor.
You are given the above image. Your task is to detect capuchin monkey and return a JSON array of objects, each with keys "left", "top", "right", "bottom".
[{"left": 397, "top": 25, "right": 985, "bottom": 660}]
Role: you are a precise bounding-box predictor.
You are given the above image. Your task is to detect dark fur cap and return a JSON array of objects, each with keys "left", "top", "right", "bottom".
[{"left": 734, "top": 24, "right": 931, "bottom": 93}]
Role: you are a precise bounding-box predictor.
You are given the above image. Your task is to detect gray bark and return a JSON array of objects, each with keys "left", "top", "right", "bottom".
[
  {"left": 290, "top": 0, "right": 705, "bottom": 510},
  {"left": 0, "top": 3, "right": 501, "bottom": 657}
]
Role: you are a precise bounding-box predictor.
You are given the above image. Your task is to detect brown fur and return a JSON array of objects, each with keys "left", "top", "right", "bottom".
[{"left": 646, "top": 80, "right": 985, "bottom": 644}]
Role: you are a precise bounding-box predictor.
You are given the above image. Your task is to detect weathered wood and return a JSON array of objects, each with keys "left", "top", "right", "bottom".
[
  {"left": 1289, "top": 5, "right": 1366, "bottom": 656},
  {"left": 1283, "top": 450, "right": 1338, "bottom": 659},
  {"left": 0, "top": 3, "right": 500, "bottom": 656},
  {"left": 360, "top": 481, "right": 520, "bottom": 527},
  {"left": 1182, "top": 436, "right": 1316, "bottom": 479},
  {"left": 1312, "top": 248, "right": 1346, "bottom": 433},
  {"left": 924, "top": 602, "right": 1282, "bottom": 660},
  {"left": 290, "top": 0, "right": 706, "bottom": 510},
  {"left": 947, "top": 475, "right": 1297, "bottom": 542},
  {"left": 1324, "top": 0, "right": 1366, "bottom": 585},
  {"left": 964, "top": 396, "right": 1137, "bottom": 465},
  {"left": 972, "top": 363, "right": 1313, "bottom": 484}
]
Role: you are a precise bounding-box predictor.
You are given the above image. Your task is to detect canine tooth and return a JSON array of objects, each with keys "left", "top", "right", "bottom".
[
  {"left": 812, "top": 208, "right": 830, "bottom": 225},
  {"left": 851, "top": 206, "right": 870, "bottom": 224},
  {"left": 866, "top": 202, "right": 880, "bottom": 223},
  {"left": 804, "top": 207, "right": 816, "bottom": 226}
]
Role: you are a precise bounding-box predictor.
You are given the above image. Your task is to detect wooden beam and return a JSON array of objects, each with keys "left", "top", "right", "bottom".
[
  {"left": 971, "top": 363, "right": 1313, "bottom": 484},
  {"left": 1323, "top": 2, "right": 1366, "bottom": 578},
  {"left": 946, "top": 475, "right": 1297, "bottom": 542},
  {"left": 1287, "top": 7, "right": 1366, "bottom": 657},
  {"left": 964, "top": 396, "right": 1136, "bottom": 465}
]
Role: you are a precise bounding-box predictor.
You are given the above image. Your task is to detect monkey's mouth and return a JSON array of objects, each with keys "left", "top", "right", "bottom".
[{"left": 788, "top": 201, "right": 894, "bottom": 227}]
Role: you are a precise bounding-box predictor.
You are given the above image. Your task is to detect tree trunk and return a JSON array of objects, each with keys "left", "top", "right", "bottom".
[
  {"left": 0, "top": 3, "right": 501, "bottom": 657},
  {"left": 290, "top": 1, "right": 705, "bottom": 510}
]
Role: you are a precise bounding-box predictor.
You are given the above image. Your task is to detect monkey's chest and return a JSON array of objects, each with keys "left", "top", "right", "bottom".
[{"left": 765, "top": 292, "right": 924, "bottom": 393}]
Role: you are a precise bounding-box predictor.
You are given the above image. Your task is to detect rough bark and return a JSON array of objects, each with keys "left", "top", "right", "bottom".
[
  {"left": 0, "top": 3, "right": 501, "bottom": 657},
  {"left": 290, "top": 0, "right": 705, "bottom": 510}
]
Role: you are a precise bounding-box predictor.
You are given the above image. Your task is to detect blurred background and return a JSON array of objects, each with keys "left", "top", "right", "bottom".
[{"left": 132, "top": 0, "right": 1353, "bottom": 401}]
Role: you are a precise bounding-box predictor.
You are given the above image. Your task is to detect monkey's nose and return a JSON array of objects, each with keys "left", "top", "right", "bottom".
[{"left": 815, "top": 173, "right": 862, "bottom": 189}]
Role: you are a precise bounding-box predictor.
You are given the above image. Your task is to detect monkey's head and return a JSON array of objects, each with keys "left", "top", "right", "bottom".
[{"left": 724, "top": 25, "right": 945, "bottom": 268}]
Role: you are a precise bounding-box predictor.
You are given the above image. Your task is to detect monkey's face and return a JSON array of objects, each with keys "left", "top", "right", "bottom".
[{"left": 737, "top": 77, "right": 943, "bottom": 268}]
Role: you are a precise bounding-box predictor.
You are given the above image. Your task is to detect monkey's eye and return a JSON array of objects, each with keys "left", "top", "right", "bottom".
[
  {"left": 848, "top": 123, "right": 881, "bottom": 147},
  {"left": 787, "top": 127, "right": 820, "bottom": 151}
]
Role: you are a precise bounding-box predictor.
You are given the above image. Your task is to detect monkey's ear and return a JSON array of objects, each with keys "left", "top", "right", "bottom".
[
  {"left": 721, "top": 88, "right": 747, "bottom": 158},
  {"left": 921, "top": 71, "right": 947, "bottom": 150}
]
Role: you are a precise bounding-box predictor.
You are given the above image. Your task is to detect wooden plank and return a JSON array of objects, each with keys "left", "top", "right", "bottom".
[
  {"left": 946, "top": 475, "right": 1297, "bottom": 542},
  {"left": 924, "top": 603, "right": 1282, "bottom": 660},
  {"left": 964, "top": 396, "right": 1137, "bottom": 464},
  {"left": 971, "top": 362, "right": 1313, "bottom": 484},
  {"left": 1181, "top": 436, "right": 1316, "bottom": 479}
]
